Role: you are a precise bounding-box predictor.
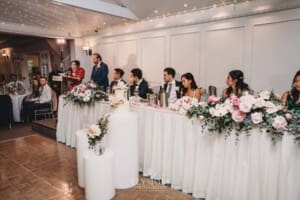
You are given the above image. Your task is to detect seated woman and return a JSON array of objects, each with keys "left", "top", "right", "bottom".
[
  {"left": 222, "top": 70, "right": 250, "bottom": 98},
  {"left": 180, "top": 73, "right": 201, "bottom": 101},
  {"left": 24, "top": 78, "right": 41, "bottom": 101},
  {"left": 281, "top": 70, "right": 300, "bottom": 110},
  {"left": 67, "top": 60, "right": 85, "bottom": 91}
]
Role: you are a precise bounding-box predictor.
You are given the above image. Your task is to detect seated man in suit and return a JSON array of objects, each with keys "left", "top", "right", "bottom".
[
  {"left": 163, "top": 67, "right": 182, "bottom": 102},
  {"left": 110, "top": 68, "right": 126, "bottom": 92},
  {"left": 129, "top": 68, "right": 149, "bottom": 99}
]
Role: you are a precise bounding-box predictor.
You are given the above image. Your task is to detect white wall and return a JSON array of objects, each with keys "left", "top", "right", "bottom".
[{"left": 76, "top": 8, "right": 300, "bottom": 96}]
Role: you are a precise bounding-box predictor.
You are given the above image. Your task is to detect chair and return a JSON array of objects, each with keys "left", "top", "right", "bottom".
[
  {"left": 33, "top": 101, "right": 54, "bottom": 121},
  {"left": 0, "top": 95, "right": 13, "bottom": 128},
  {"left": 208, "top": 85, "right": 217, "bottom": 96}
]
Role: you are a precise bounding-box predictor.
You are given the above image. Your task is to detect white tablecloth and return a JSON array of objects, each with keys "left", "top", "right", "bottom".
[
  {"left": 133, "top": 105, "right": 300, "bottom": 200},
  {"left": 9, "top": 93, "right": 28, "bottom": 122},
  {"left": 56, "top": 96, "right": 110, "bottom": 147},
  {"left": 63, "top": 101, "right": 300, "bottom": 200}
]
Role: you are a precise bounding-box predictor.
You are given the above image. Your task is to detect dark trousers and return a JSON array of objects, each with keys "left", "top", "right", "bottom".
[{"left": 22, "top": 101, "right": 50, "bottom": 122}]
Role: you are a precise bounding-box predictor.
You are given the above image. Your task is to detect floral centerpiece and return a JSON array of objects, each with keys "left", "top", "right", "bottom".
[
  {"left": 64, "top": 82, "right": 109, "bottom": 106},
  {"left": 86, "top": 114, "right": 110, "bottom": 155},
  {"left": 186, "top": 91, "right": 295, "bottom": 141},
  {"left": 169, "top": 96, "right": 199, "bottom": 114}
]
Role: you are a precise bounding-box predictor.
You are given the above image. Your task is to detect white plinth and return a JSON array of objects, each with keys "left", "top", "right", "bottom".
[
  {"left": 84, "top": 149, "right": 115, "bottom": 200},
  {"left": 107, "top": 104, "right": 139, "bottom": 189},
  {"left": 76, "top": 130, "right": 89, "bottom": 188}
]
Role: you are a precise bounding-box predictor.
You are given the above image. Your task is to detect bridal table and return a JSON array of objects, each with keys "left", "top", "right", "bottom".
[{"left": 57, "top": 100, "right": 300, "bottom": 200}]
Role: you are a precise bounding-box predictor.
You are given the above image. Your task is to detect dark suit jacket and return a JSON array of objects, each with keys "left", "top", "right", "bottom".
[
  {"left": 130, "top": 79, "right": 149, "bottom": 99},
  {"left": 91, "top": 62, "right": 109, "bottom": 89},
  {"left": 163, "top": 80, "right": 182, "bottom": 98}
]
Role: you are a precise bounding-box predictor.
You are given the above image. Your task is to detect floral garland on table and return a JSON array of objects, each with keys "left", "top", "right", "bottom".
[
  {"left": 110, "top": 82, "right": 129, "bottom": 109},
  {"left": 86, "top": 114, "right": 110, "bottom": 155},
  {"left": 64, "top": 82, "right": 109, "bottom": 107},
  {"left": 169, "top": 96, "right": 199, "bottom": 114},
  {"left": 177, "top": 91, "right": 299, "bottom": 142}
]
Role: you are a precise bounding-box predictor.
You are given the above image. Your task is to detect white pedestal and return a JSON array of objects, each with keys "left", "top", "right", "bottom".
[
  {"left": 107, "top": 103, "right": 139, "bottom": 189},
  {"left": 76, "top": 130, "right": 89, "bottom": 188},
  {"left": 84, "top": 149, "right": 115, "bottom": 200}
]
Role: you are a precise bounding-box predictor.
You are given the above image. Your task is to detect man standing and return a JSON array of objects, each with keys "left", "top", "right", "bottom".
[
  {"left": 91, "top": 53, "right": 109, "bottom": 90},
  {"left": 129, "top": 68, "right": 148, "bottom": 99},
  {"left": 162, "top": 67, "right": 182, "bottom": 102}
]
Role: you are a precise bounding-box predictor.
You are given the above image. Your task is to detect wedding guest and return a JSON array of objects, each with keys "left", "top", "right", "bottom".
[
  {"left": 180, "top": 73, "right": 201, "bottom": 101},
  {"left": 129, "top": 68, "right": 149, "bottom": 99},
  {"left": 222, "top": 70, "right": 250, "bottom": 98},
  {"left": 67, "top": 60, "right": 85, "bottom": 91},
  {"left": 281, "top": 70, "right": 300, "bottom": 110},
  {"left": 22, "top": 77, "right": 52, "bottom": 122},
  {"left": 6, "top": 73, "right": 26, "bottom": 94},
  {"left": 91, "top": 53, "right": 109, "bottom": 90},
  {"left": 110, "top": 68, "right": 126, "bottom": 90},
  {"left": 162, "top": 67, "right": 182, "bottom": 102}
]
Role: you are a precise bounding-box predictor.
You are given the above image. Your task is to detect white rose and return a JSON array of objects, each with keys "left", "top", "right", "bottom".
[
  {"left": 251, "top": 112, "right": 263, "bottom": 124},
  {"left": 87, "top": 124, "right": 101, "bottom": 137},
  {"left": 253, "top": 98, "right": 266, "bottom": 109},
  {"left": 85, "top": 90, "right": 92, "bottom": 97},
  {"left": 83, "top": 96, "right": 91, "bottom": 102},
  {"left": 265, "top": 101, "right": 278, "bottom": 114},
  {"left": 239, "top": 102, "right": 252, "bottom": 113},
  {"left": 259, "top": 91, "right": 271, "bottom": 100},
  {"left": 239, "top": 95, "right": 255, "bottom": 113},
  {"left": 272, "top": 116, "right": 287, "bottom": 130}
]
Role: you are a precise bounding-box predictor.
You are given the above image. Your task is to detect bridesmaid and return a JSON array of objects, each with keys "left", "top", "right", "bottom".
[
  {"left": 180, "top": 73, "right": 201, "bottom": 101},
  {"left": 281, "top": 70, "right": 300, "bottom": 110},
  {"left": 222, "top": 70, "right": 250, "bottom": 98}
]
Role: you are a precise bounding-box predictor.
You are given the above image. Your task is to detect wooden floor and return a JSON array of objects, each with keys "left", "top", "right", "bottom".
[{"left": 0, "top": 126, "right": 200, "bottom": 200}]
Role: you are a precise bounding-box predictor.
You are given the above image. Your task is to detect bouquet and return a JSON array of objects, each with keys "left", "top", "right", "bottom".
[
  {"left": 64, "top": 82, "right": 108, "bottom": 106},
  {"left": 86, "top": 114, "right": 110, "bottom": 155}
]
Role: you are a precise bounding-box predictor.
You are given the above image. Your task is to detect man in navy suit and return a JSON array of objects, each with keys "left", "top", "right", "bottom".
[
  {"left": 162, "top": 67, "right": 182, "bottom": 101},
  {"left": 90, "top": 53, "right": 109, "bottom": 90},
  {"left": 129, "top": 68, "right": 149, "bottom": 99}
]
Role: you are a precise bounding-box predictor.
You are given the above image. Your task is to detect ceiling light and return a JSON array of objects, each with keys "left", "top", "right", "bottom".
[
  {"left": 184, "top": 4, "right": 188, "bottom": 8},
  {"left": 56, "top": 38, "right": 66, "bottom": 45},
  {"left": 103, "top": 22, "right": 106, "bottom": 25},
  {"left": 154, "top": 10, "right": 158, "bottom": 14}
]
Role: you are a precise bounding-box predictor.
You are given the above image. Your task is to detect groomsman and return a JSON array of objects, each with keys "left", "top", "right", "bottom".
[
  {"left": 110, "top": 68, "right": 126, "bottom": 90},
  {"left": 90, "top": 53, "right": 109, "bottom": 90},
  {"left": 129, "top": 68, "right": 149, "bottom": 99},
  {"left": 163, "top": 67, "right": 182, "bottom": 101}
]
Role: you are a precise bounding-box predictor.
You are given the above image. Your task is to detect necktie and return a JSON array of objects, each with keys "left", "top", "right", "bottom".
[{"left": 167, "top": 83, "right": 172, "bottom": 98}]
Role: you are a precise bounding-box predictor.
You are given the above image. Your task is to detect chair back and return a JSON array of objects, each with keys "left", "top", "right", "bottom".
[{"left": 208, "top": 85, "right": 217, "bottom": 96}]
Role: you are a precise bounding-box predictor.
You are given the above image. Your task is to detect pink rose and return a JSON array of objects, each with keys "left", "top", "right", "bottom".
[
  {"left": 285, "top": 113, "right": 293, "bottom": 121},
  {"left": 208, "top": 95, "right": 219, "bottom": 105},
  {"left": 272, "top": 116, "right": 287, "bottom": 130},
  {"left": 231, "top": 109, "right": 246, "bottom": 122},
  {"left": 264, "top": 101, "right": 278, "bottom": 114},
  {"left": 230, "top": 94, "right": 240, "bottom": 107},
  {"left": 251, "top": 112, "right": 263, "bottom": 124}
]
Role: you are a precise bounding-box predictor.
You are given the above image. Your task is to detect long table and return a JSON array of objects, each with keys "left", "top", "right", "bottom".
[{"left": 56, "top": 100, "right": 300, "bottom": 200}]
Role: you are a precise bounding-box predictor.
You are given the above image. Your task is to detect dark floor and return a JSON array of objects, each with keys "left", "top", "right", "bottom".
[{"left": 0, "top": 124, "right": 200, "bottom": 200}]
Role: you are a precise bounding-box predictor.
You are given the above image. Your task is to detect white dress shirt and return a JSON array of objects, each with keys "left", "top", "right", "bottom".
[
  {"left": 39, "top": 84, "right": 52, "bottom": 104},
  {"left": 163, "top": 79, "right": 177, "bottom": 102}
]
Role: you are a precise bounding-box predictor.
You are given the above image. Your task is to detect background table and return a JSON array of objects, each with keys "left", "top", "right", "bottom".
[
  {"left": 9, "top": 93, "right": 29, "bottom": 122},
  {"left": 56, "top": 96, "right": 110, "bottom": 147}
]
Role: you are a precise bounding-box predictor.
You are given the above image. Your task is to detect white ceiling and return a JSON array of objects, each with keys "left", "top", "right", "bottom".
[{"left": 0, "top": 0, "right": 300, "bottom": 38}]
